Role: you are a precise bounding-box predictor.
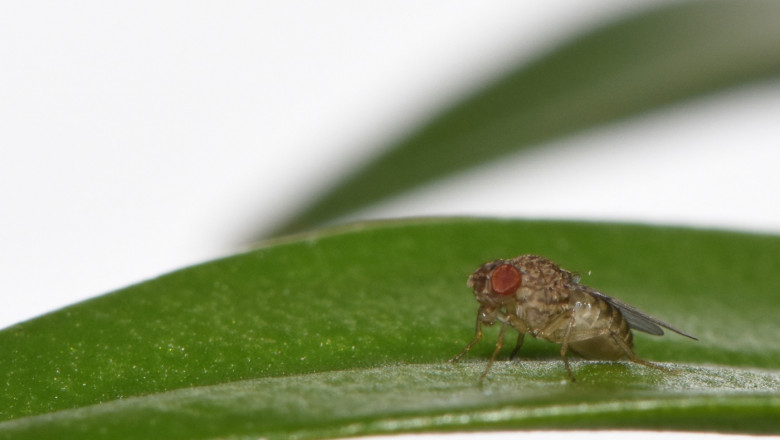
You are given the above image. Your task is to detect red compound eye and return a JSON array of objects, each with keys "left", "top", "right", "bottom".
[{"left": 490, "top": 264, "right": 522, "bottom": 296}]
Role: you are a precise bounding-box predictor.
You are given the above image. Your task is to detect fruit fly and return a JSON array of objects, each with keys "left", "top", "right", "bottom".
[{"left": 449, "top": 255, "right": 697, "bottom": 381}]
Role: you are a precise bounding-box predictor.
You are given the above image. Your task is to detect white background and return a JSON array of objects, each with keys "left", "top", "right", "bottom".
[{"left": 2, "top": 0, "right": 779, "bottom": 331}]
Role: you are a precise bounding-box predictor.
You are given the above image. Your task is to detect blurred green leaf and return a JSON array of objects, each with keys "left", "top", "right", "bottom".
[
  {"left": 264, "top": 0, "right": 780, "bottom": 237},
  {"left": 2, "top": 219, "right": 779, "bottom": 438}
]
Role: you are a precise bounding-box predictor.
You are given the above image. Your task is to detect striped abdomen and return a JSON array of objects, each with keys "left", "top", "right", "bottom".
[{"left": 565, "top": 290, "right": 634, "bottom": 360}]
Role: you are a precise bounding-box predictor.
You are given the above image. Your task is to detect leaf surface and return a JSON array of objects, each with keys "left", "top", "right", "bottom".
[{"left": 2, "top": 220, "right": 778, "bottom": 438}]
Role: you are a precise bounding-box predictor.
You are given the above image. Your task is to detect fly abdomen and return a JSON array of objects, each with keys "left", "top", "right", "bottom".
[
  {"left": 608, "top": 299, "right": 634, "bottom": 352},
  {"left": 567, "top": 293, "right": 633, "bottom": 360}
]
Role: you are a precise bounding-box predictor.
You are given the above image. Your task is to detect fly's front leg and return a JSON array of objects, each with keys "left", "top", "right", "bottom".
[
  {"left": 449, "top": 313, "right": 484, "bottom": 363},
  {"left": 450, "top": 307, "right": 514, "bottom": 380},
  {"left": 509, "top": 332, "right": 525, "bottom": 360},
  {"left": 480, "top": 323, "right": 507, "bottom": 380},
  {"left": 502, "top": 311, "right": 528, "bottom": 360}
]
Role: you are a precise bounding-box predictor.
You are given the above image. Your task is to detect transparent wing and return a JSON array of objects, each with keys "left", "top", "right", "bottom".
[{"left": 582, "top": 286, "right": 698, "bottom": 340}]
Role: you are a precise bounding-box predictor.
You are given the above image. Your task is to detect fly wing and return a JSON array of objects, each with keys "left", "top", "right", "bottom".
[{"left": 582, "top": 286, "right": 698, "bottom": 340}]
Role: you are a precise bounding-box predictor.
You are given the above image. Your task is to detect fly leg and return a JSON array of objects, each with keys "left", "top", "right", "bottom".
[
  {"left": 535, "top": 309, "right": 581, "bottom": 381},
  {"left": 447, "top": 315, "right": 508, "bottom": 380},
  {"left": 509, "top": 332, "right": 525, "bottom": 360},
  {"left": 449, "top": 308, "right": 517, "bottom": 380},
  {"left": 481, "top": 323, "right": 507, "bottom": 380},
  {"left": 537, "top": 306, "right": 603, "bottom": 382},
  {"left": 559, "top": 311, "right": 578, "bottom": 382},
  {"left": 609, "top": 331, "right": 672, "bottom": 373},
  {"left": 449, "top": 315, "right": 483, "bottom": 363}
]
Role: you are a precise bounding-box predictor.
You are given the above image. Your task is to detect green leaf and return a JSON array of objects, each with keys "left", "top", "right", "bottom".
[
  {"left": 2, "top": 219, "right": 779, "bottom": 439},
  {"left": 265, "top": 0, "right": 780, "bottom": 236}
]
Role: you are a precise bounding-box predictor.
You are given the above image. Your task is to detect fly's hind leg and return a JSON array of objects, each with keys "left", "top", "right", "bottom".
[{"left": 609, "top": 331, "right": 673, "bottom": 373}]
